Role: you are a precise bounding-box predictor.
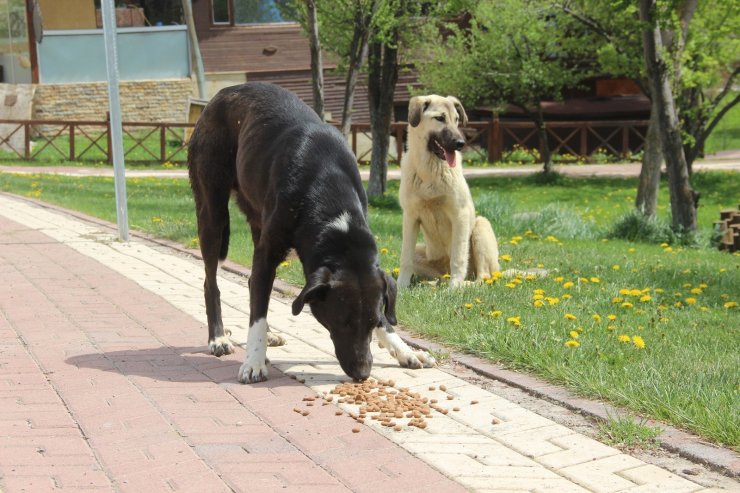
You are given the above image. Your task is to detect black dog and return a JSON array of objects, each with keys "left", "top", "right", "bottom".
[{"left": 188, "top": 82, "right": 435, "bottom": 383}]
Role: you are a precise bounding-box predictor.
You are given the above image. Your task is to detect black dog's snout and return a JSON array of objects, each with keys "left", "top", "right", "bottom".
[{"left": 454, "top": 139, "right": 465, "bottom": 150}]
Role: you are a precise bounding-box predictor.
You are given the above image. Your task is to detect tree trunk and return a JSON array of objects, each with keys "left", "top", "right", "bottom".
[
  {"left": 366, "top": 39, "right": 399, "bottom": 198},
  {"left": 306, "top": 0, "right": 324, "bottom": 119},
  {"left": 535, "top": 105, "right": 553, "bottom": 174},
  {"left": 340, "top": 1, "right": 374, "bottom": 136},
  {"left": 635, "top": 97, "right": 663, "bottom": 218},
  {"left": 640, "top": 0, "right": 697, "bottom": 232}
]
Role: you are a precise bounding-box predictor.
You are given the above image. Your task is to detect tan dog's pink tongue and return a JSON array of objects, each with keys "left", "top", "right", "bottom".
[{"left": 444, "top": 149, "right": 456, "bottom": 167}]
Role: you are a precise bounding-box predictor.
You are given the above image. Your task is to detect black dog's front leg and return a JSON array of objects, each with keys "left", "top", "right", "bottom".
[
  {"left": 238, "top": 245, "right": 279, "bottom": 384},
  {"left": 373, "top": 319, "right": 437, "bottom": 369}
]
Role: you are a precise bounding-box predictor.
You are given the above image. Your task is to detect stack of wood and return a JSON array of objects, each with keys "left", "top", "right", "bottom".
[{"left": 715, "top": 207, "right": 740, "bottom": 252}]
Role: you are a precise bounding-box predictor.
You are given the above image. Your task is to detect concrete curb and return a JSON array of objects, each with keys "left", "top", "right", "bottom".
[{"left": 7, "top": 191, "right": 739, "bottom": 479}]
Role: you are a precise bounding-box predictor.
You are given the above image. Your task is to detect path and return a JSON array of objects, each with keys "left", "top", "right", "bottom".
[{"left": 0, "top": 192, "right": 736, "bottom": 492}]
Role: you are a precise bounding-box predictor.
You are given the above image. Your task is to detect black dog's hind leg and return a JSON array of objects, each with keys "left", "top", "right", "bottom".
[{"left": 196, "top": 190, "right": 235, "bottom": 357}]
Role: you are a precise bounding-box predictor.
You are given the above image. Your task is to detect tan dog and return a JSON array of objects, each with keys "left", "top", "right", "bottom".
[{"left": 397, "top": 95, "right": 500, "bottom": 288}]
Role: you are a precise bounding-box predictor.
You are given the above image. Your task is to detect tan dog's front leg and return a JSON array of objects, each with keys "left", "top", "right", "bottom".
[
  {"left": 449, "top": 212, "right": 472, "bottom": 287},
  {"left": 398, "top": 214, "right": 420, "bottom": 288},
  {"left": 470, "top": 216, "right": 501, "bottom": 279}
]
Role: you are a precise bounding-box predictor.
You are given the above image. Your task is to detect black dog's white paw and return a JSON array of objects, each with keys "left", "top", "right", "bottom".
[
  {"left": 399, "top": 350, "right": 437, "bottom": 369},
  {"left": 238, "top": 359, "right": 268, "bottom": 383},
  {"left": 267, "top": 332, "right": 286, "bottom": 347},
  {"left": 209, "top": 336, "right": 235, "bottom": 357}
]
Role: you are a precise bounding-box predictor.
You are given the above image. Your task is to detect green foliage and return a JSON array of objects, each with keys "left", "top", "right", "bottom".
[
  {"left": 598, "top": 415, "right": 663, "bottom": 450},
  {"left": 414, "top": 0, "right": 596, "bottom": 110}
]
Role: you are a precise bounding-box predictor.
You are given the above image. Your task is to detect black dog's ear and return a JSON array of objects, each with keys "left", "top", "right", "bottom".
[
  {"left": 292, "top": 267, "right": 332, "bottom": 315},
  {"left": 447, "top": 96, "right": 468, "bottom": 127},
  {"left": 408, "top": 96, "right": 430, "bottom": 128},
  {"left": 381, "top": 270, "right": 398, "bottom": 326}
]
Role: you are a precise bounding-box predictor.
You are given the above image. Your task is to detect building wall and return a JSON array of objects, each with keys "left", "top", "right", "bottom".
[{"left": 32, "top": 79, "right": 194, "bottom": 122}]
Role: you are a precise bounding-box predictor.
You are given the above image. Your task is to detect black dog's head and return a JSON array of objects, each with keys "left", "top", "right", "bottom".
[{"left": 291, "top": 265, "right": 397, "bottom": 381}]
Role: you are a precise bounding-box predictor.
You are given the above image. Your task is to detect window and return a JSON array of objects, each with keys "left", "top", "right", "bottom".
[{"left": 211, "top": 0, "right": 297, "bottom": 26}]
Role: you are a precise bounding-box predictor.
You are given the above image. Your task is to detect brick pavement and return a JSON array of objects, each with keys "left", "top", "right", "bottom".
[{"left": 0, "top": 192, "right": 732, "bottom": 493}]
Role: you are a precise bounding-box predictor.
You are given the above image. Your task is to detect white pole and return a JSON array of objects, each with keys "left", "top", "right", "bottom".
[{"left": 101, "top": 0, "right": 129, "bottom": 241}]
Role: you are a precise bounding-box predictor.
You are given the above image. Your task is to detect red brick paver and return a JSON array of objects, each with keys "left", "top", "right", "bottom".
[{"left": 0, "top": 214, "right": 463, "bottom": 492}]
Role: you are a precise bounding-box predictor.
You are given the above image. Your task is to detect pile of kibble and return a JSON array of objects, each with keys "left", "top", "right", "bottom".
[{"left": 293, "top": 377, "right": 482, "bottom": 433}]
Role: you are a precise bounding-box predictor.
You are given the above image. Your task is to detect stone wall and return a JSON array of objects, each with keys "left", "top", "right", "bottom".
[{"left": 32, "top": 78, "right": 195, "bottom": 123}]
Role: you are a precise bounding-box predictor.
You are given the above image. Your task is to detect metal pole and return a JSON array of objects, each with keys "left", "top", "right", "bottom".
[{"left": 101, "top": 0, "right": 129, "bottom": 241}]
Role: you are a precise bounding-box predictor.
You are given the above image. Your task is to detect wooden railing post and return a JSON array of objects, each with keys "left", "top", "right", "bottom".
[
  {"left": 70, "top": 124, "right": 76, "bottom": 161},
  {"left": 160, "top": 124, "right": 166, "bottom": 162},
  {"left": 488, "top": 116, "right": 502, "bottom": 163},
  {"left": 621, "top": 124, "right": 629, "bottom": 158},
  {"left": 24, "top": 122, "right": 30, "bottom": 159},
  {"left": 580, "top": 125, "right": 588, "bottom": 157},
  {"left": 351, "top": 124, "right": 357, "bottom": 159}
]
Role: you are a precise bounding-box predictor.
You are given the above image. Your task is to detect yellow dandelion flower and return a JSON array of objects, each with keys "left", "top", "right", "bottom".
[
  {"left": 563, "top": 281, "right": 574, "bottom": 289},
  {"left": 525, "top": 274, "right": 537, "bottom": 281},
  {"left": 690, "top": 288, "right": 702, "bottom": 295},
  {"left": 699, "top": 306, "right": 709, "bottom": 312},
  {"left": 607, "top": 314, "right": 617, "bottom": 321},
  {"left": 685, "top": 297, "right": 697, "bottom": 305},
  {"left": 612, "top": 264, "right": 621, "bottom": 270},
  {"left": 592, "top": 314, "right": 602, "bottom": 322},
  {"left": 442, "top": 273, "right": 451, "bottom": 279},
  {"left": 475, "top": 298, "right": 482, "bottom": 304},
  {"left": 565, "top": 340, "right": 580, "bottom": 348},
  {"left": 569, "top": 330, "right": 579, "bottom": 339},
  {"left": 618, "top": 334, "right": 631, "bottom": 343},
  {"left": 682, "top": 283, "right": 692, "bottom": 289},
  {"left": 380, "top": 247, "right": 389, "bottom": 255},
  {"left": 505, "top": 283, "right": 517, "bottom": 289},
  {"left": 619, "top": 288, "right": 630, "bottom": 296},
  {"left": 639, "top": 295, "right": 652, "bottom": 302},
  {"left": 660, "top": 242, "right": 669, "bottom": 248},
  {"left": 464, "top": 303, "right": 474, "bottom": 309},
  {"left": 579, "top": 277, "right": 589, "bottom": 283},
  {"left": 279, "top": 261, "right": 291, "bottom": 268},
  {"left": 720, "top": 268, "right": 727, "bottom": 273},
  {"left": 562, "top": 294, "right": 572, "bottom": 300},
  {"left": 724, "top": 301, "right": 738, "bottom": 309},
  {"left": 554, "top": 276, "right": 564, "bottom": 283},
  {"left": 590, "top": 277, "right": 601, "bottom": 283},
  {"left": 607, "top": 325, "right": 616, "bottom": 331},
  {"left": 654, "top": 288, "right": 664, "bottom": 294},
  {"left": 392, "top": 267, "right": 400, "bottom": 275},
  {"left": 564, "top": 313, "right": 577, "bottom": 320},
  {"left": 632, "top": 335, "right": 645, "bottom": 349},
  {"left": 489, "top": 310, "right": 503, "bottom": 318},
  {"left": 629, "top": 289, "right": 642, "bottom": 296},
  {"left": 485, "top": 278, "right": 494, "bottom": 285},
  {"left": 534, "top": 289, "right": 545, "bottom": 295},
  {"left": 533, "top": 293, "right": 545, "bottom": 300},
  {"left": 674, "top": 301, "right": 683, "bottom": 308},
  {"left": 628, "top": 248, "right": 636, "bottom": 253},
  {"left": 699, "top": 283, "right": 708, "bottom": 289},
  {"left": 612, "top": 297, "right": 623, "bottom": 303},
  {"left": 547, "top": 297, "right": 560, "bottom": 305},
  {"left": 533, "top": 300, "right": 544, "bottom": 308},
  {"left": 621, "top": 302, "right": 634, "bottom": 309},
  {"left": 664, "top": 247, "right": 673, "bottom": 252},
  {"left": 500, "top": 254, "right": 512, "bottom": 262},
  {"left": 506, "top": 316, "right": 522, "bottom": 327}
]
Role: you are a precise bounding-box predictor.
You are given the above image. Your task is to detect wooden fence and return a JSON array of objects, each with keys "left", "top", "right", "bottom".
[{"left": 0, "top": 116, "right": 648, "bottom": 165}]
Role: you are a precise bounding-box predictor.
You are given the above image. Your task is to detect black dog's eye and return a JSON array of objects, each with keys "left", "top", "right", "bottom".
[{"left": 434, "top": 115, "right": 445, "bottom": 123}]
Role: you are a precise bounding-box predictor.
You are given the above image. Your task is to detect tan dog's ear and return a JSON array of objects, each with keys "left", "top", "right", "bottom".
[
  {"left": 408, "top": 96, "right": 430, "bottom": 127},
  {"left": 447, "top": 96, "right": 468, "bottom": 127}
]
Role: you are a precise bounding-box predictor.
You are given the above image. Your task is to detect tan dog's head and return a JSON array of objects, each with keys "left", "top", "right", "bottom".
[{"left": 408, "top": 95, "right": 468, "bottom": 167}]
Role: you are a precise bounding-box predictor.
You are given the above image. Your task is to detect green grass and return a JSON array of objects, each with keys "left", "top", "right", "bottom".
[
  {"left": 598, "top": 415, "right": 663, "bottom": 450},
  {"left": 705, "top": 101, "right": 740, "bottom": 155},
  {"left": 0, "top": 170, "right": 738, "bottom": 449}
]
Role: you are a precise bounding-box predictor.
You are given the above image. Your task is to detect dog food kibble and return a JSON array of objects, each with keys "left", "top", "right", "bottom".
[
  {"left": 471, "top": 400, "right": 479, "bottom": 405},
  {"left": 308, "top": 378, "right": 476, "bottom": 433},
  {"left": 301, "top": 410, "right": 310, "bottom": 416},
  {"left": 492, "top": 417, "right": 501, "bottom": 425},
  {"left": 293, "top": 407, "right": 302, "bottom": 414}
]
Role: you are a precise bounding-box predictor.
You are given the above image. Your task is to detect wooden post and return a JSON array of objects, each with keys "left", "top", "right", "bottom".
[
  {"left": 160, "top": 125, "right": 166, "bottom": 162},
  {"left": 24, "top": 122, "right": 30, "bottom": 159},
  {"left": 351, "top": 124, "right": 357, "bottom": 159},
  {"left": 488, "top": 116, "right": 502, "bottom": 163},
  {"left": 69, "top": 125, "right": 75, "bottom": 161},
  {"left": 580, "top": 125, "right": 588, "bottom": 157},
  {"left": 621, "top": 124, "right": 629, "bottom": 158}
]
